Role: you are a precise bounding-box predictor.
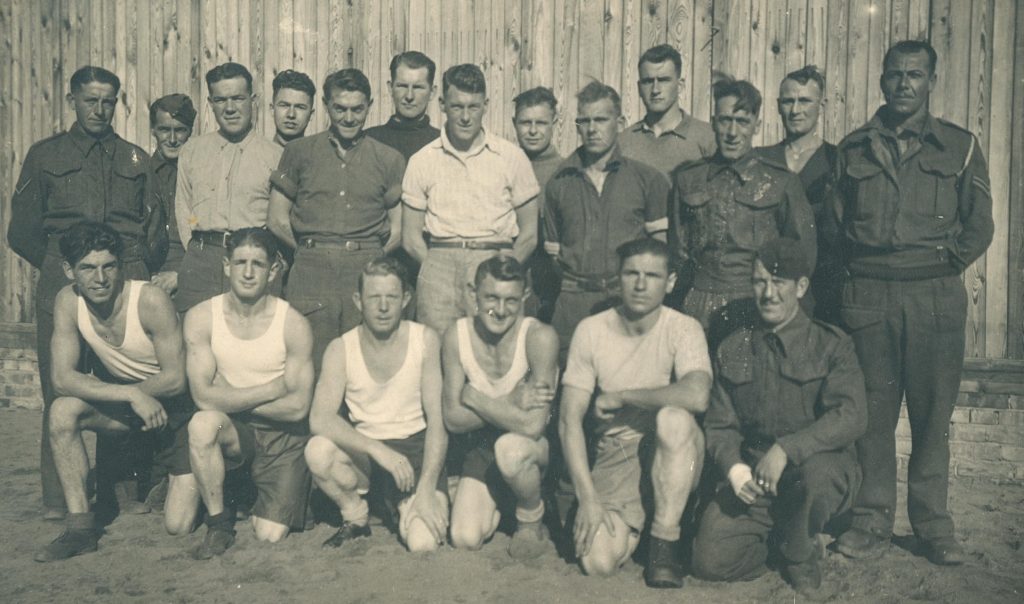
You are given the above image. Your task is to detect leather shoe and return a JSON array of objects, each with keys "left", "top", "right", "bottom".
[
  {"left": 921, "top": 537, "right": 966, "bottom": 566},
  {"left": 644, "top": 536, "right": 684, "bottom": 589},
  {"left": 835, "top": 527, "right": 889, "bottom": 560},
  {"left": 322, "top": 521, "right": 371, "bottom": 548},
  {"left": 783, "top": 549, "right": 822, "bottom": 595}
]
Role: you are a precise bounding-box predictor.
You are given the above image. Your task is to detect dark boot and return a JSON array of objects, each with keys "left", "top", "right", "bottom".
[
  {"left": 645, "top": 536, "right": 684, "bottom": 589},
  {"left": 192, "top": 511, "right": 237, "bottom": 560},
  {"left": 34, "top": 513, "right": 100, "bottom": 562}
]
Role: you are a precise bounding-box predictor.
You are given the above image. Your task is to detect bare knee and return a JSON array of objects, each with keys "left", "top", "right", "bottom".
[
  {"left": 581, "top": 545, "right": 623, "bottom": 577},
  {"left": 253, "top": 517, "right": 289, "bottom": 543},
  {"left": 656, "top": 407, "right": 702, "bottom": 450},
  {"left": 188, "top": 410, "right": 227, "bottom": 448},
  {"left": 450, "top": 521, "right": 486, "bottom": 550},
  {"left": 405, "top": 522, "right": 441, "bottom": 553},
  {"left": 164, "top": 512, "right": 195, "bottom": 536},
  {"left": 49, "top": 397, "right": 86, "bottom": 435},
  {"left": 304, "top": 436, "right": 340, "bottom": 477},
  {"left": 494, "top": 433, "right": 541, "bottom": 478}
]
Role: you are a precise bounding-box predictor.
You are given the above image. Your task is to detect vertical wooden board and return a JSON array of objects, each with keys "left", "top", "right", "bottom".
[
  {"left": 1005, "top": 0, "right": 1024, "bottom": 357},
  {"left": 263, "top": 0, "right": 279, "bottom": 130},
  {"left": 844, "top": 0, "right": 871, "bottom": 131},
  {"left": 577, "top": 0, "right": 603, "bottom": 86},
  {"left": 15, "top": 0, "right": 35, "bottom": 318},
  {"left": 29, "top": 0, "right": 42, "bottom": 151},
  {"left": 199, "top": 0, "right": 218, "bottom": 133},
  {"left": 805, "top": 0, "right": 827, "bottom": 133},
  {"left": 716, "top": 0, "right": 750, "bottom": 81},
  {"left": 236, "top": 0, "right": 251, "bottom": 73},
  {"left": 119, "top": 0, "right": 138, "bottom": 145},
  {"left": 503, "top": 0, "right": 523, "bottom": 140},
  {"left": 551, "top": 0, "right": 577, "bottom": 155},
  {"left": 365, "top": 0, "right": 383, "bottom": 126},
  {"left": 986, "top": 0, "right": 1014, "bottom": 358},
  {"left": 0, "top": 0, "right": 17, "bottom": 321},
  {"left": 482, "top": 0, "right": 502, "bottom": 136},
  {"left": 747, "top": 0, "right": 766, "bottom": 129},
  {"left": 760, "top": 0, "right": 786, "bottom": 146},
  {"left": 279, "top": 0, "right": 294, "bottom": 73},
  {"left": 316, "top": 0, "right": 329, "bottom": 106},
  {"left": 178, "top": 0, "right": 198, "bottom": 112},
  {"left": 327, "top": 0, "right": 344, "bottom": 70},
  {"left": 823, "top": 0, "right": 849, "bottom": 141},
  {"left": 640, "top": 0, "right": 666, "bottom": 50},
  {"left": 785, "top": 0, "right": 808, "bottom": 74},
  {"left": 620, "top": 0, "right": 642, "bottom": 124},
  {"left": 37, "top": 0, "right": 56, "bottom": 138},
  {"left": 690, "top": 0, "right": 713, "bottom": 121},
  {"left": 602, "top": 0, "right": 624, "bottom": 95},
  {"left": 58, "top": 0, "right": 72, "bottom": 119},
  {"left": 420, "top": 0, "right": 443, "bottom": 127},
  {"left": 889, "top": 0, "right": 909, "bottom": 41},
  {"left": 135, "top": 0, "right": 151, "bottom": 150},
  {"left": 665, "top": 0, "right": 693, "bottom": 113},
  {"left": 292, "top": 0, "right": 307, "bottom": 74},
  {"left": 89, "top": 0, "right": 102, "bottom": 65},
  {"left": 523, "top": 0, "right": 555, "bottom": 91},
  {"left": 930, "top": 0, "right": 969, "bottom": 126},
  {"left": 907, "top": 0, "right": 929, "bottom": 39},
  {"left": 864, "top": 0, "right": 891, "bottom": 123},
  {"left": 251, "top": 0, "right": 268, "bottom": 138},
  {"left": 73, "top": 0, "right": 91, "bottom": 74}
]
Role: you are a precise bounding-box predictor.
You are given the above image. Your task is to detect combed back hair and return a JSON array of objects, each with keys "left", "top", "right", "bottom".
[
  {"left": 272, "top": 69, "right": 316, "bottom": 100},
  {"left": 638, "top": 44, "right": 682, "bottom": 76},
  {"left": 60, "top": 221, "right": 124, "bottom": 266},
  {"left": 322, "top": 68, "right": 372, "bottom": 102},
  {"left": 616, "top": 237, "right": 671, "bottom": 271},
  {"left": 226, "top": 227, "right": 279, "bottom": 262},
  {"left": 884, "top": 39, "right": 938, "bottom": 74},
  {"left": 390, "top": 51, "right": 437, "bottom": 84},
  {"left": 70, "top": 66, "right": 121, "bottom": 94},
  {"left": 782, "top": 65, "right": 826, "bottom": 94},
  {"left": 443, "top": 64, "right": 487, "bottom": 96},
  {"left": 713, "top": 79, "right": 762, "bottom": 116},
  {"left": 358, "top": 256, "right": 410, "bottom": 293},
  {"left": 577, "top": 81, "right": 622, "bottom": 116},
  {"left": 205, "top": 62, "right": 253, "bottom": 94},
  {"left": 513, "top": 86, "right": 557, "bottom": 115},
  {"left": 474, "top": 255, "right": 527, "bottom": 287}
]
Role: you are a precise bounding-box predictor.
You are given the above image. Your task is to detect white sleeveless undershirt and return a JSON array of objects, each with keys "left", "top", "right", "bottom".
[
  {"left": 342, "top": 321, "right": 426, "bottom": 441},
  {"left": 456, "top": 316, "right": 534, "bottom": 398},
  {"left": 210, "top": 294, "right": 288, "bottom": 388},
  {"left": 78, "top": 280, "right": 160, "bottom": 382}
]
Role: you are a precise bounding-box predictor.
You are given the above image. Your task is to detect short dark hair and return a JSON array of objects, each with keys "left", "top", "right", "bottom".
[
  {"left": 713, "top": 79, "right": 762, "bottom": 116},
  {"left": 577, "top": 81, "right": 621, "bottom": 116},
  {"left": 322, "top": 68, "right": 372, "bottom": 102},
  {"left": 781, "top": 65, "right": 826, "bottom": 94},
  {"left": 205, "top": 62, "right": 253, "bottom": 94},
  {"left": 226, "top": 227, "right": 279, "bottom": 262},
  {"left": 474, "top": 255, "right": 527, "bottom": 288},
  {"left": 358, "top": 256, "right": 410, "bottom": 293},
  {"left": 513, "top": 87, "right": 557, "bottom": 115},
  {"left": 443, "top": 64, "right": 487, "bottom": 96},
  {"left": 69, "top": 66, "right": 121, "bottom": 94},
  {"left": 616, "top": 238, "right": 671, "bottom": 271},
  {"left": 390, "top": 51, "right": 437, "bottom": 85},
  {"left": 60, "top": 221, "right": 124, "bottom": 266},
  {"left": 638, "top": 44, "right": 682, "bottom": 76},
  {"left": 272, "top": 69, "right": 316, "bottom": 100},
  {"left": 884, "top": 40, "right": 938, "bottom": 74}
]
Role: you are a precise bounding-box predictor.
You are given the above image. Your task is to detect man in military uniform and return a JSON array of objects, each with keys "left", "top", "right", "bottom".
[
  {"left": 8, "top": 65, "right": 164, "bottom": 520},
  {"left": 831, "top": 40, "right": 993, "bottom": 566},
  {"left": 669, "top": 79, "right": 816, "bottom": 349},
  {"left": 692, "top": 238, "right": 866, "bottom": 597}
]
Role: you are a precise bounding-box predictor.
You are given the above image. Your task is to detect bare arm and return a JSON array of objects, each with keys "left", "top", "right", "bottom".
[
  {"left": 604, "top": 369, "right": 712, "bottom": 415},
  {"left": 558, "top": 385, "right": 598, "bottom": 503},
  {"left": 251, "top": 308, "right": 315, "bottom": 423},
  {"left": 416, "top": 328, "right": 447, "bottom": 495},
  {"left": 308, "top": 336, "right": 386, "bottom": 455},
  {"left": 441, "top": 326, "right": 487, "bottom": 434},
  {"left": 384, "top": 204, "right": 402, "bottom": 253},
  {"left": 510, "top": 198, "right": 538, "bottom": 263},
  {"left": 402, "top": 205, "right": 429, "bottom": 264},
  {"left": 183, "top": 303, "right": 286, "bottom": 413},
  {"left": 267, "top": 188, "right": 297, "bottom": 250}
]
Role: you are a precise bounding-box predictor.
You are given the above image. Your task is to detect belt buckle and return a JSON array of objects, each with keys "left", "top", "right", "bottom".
[
  {"left": 221, "top": 231, "right": 231, "bottom": 247},
  {"left": 344, "top": 240, "right": 359, "bottom": 251},
  {"left": 301, "top": 238, "right": 315, "bottom": 249}
]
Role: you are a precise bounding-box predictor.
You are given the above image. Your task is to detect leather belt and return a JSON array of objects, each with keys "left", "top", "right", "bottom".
[
  {"left": 298, "top": 237, "right": 382, "bottom": 251},
  {"left": 562, "top": 272, "right": 619, "bottom": 292},
  {"left": 190, "top": 230, "right": 231, "bottom": 248},
  {"left": 428, "top": 240, "right": 513, "bottom": 251}
]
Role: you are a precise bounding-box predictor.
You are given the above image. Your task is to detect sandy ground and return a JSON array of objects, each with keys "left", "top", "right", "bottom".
[{"left": 0, "top": 407, "right": 1022, "bottom": 604}]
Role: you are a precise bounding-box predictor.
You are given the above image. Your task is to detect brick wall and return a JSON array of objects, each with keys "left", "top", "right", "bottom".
[{"left": 0, "top": 323, "right": 41, "bottom": 410}]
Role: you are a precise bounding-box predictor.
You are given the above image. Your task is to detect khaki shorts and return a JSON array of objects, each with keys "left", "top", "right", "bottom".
[
  {"left": 590, "top": 431, "right": 654, "bottom": 532},
  {"left": 229, "top": 416, "right": 311, "bottom": 529}
]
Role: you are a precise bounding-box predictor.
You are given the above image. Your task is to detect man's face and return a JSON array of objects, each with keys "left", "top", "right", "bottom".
[
  {"left": 880, "top": 50, "right": 935, "bottom": 118},
  {"left": 576, "top": 98, "right": 620, "bottom": 157},
  {"left": 713, "top": 95, "right": 760, "bottom": 160},
  {"left": 619, "top": 253, "right": 675, "bottom": 318},
  {"left": 355, "top": 274, "right": 410, "bottom": 335},
  {"left": 208, "top": 76, "right": 254, "bottom": 138},
  {"left": 752, "top": 259, "right": 807, "bottom": 327},
  {"left": 151, "top": 110, "right": 192, "bottom": 161},
  {"left": 69, "top": 82, "right": 118, "bottom": 135},
  {"left": 441, "top": 87, "right": 487, "bottom": 147},
  {"left": 223, "top": 244, "right": 276, "bottom": 300},
  {"left": 513, "top": 103, "right": 556, "bottom": 156},
  {"left": 473, "top": 275, "right": 526, "bottom": 336},
  {"left": 63, "top": 249, "right": 123, "bottom": 306},
  {"left": 272, "top": 88, "right": 314, "bottom": 141},
  {"left": 638, "top": 60, "right": 681, "bottom": 115},
  {"left": 777, "top": 79, "right": 822, "bottom": 138},
  {"left": 389, "top": 64, "right": 435, "bottom": 120},
  {"left": 325, "top": 88, "right": 371, "bottom": 142}
]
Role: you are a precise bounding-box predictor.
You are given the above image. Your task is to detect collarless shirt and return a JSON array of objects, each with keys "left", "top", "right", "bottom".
[
  {"left": 8, "top": 123, "right": 156, "bottom": 268},
  {"left": 270, "top": 130, "right": 406, "bottom": 240},
  {"left": 619, "top": 109, "right": 717, "bottom": 177},
  {"left": 543, "top": 146, "right": 670, "bottom": 278},
  {"left": 365, "top": 114, "right": 441, "bottom": 161},
  {"left": 403, "top": 127, "right": 540, "bottom": 241},
  {"left": 529, "top": 144, "right": 565, "bottom": 191},
  {"left": 175, "top": 127, "right": 282, "bottom": 244}
]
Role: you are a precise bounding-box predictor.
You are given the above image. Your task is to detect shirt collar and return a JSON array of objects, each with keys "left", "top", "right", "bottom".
[
  {"left": 327, "top": 128, "right": 365, "bottom": 159},
  {"left": 386, "top": 113, "right": 433, "bottom": 131},
  {"left": 152, "top": 152, "right": 177, "bottom": 172},
  {"left": 215, "top": 126, "right": 259, "bottom": 150},
  {"left": 630, "top": 108, "right": 697, "bottom": 139},
  {"left": 439, "top": 125, "right": 496, "bottom": 158},
  {"left": 564, "top": 144, "right": 625, "bottom": 174},
  {"left": 69, "top": 122, "right": 116, "bottom": 155},
  {"left": 706, "top": 151, "right": 760, "bottom": 182},
  {"left": 866, "top": 108, "right": 947, "bottom": 150},
  {"left": 759, "top": 309, "right": 811, "bottom": 357}
]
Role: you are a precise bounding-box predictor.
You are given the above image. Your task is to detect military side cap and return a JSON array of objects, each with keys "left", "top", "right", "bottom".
[
  {"left": 756, "top": 237, "right": 810, "bottom": 280},
  {"left": 151, "top": 93, "right": 196, "bottom": 127}
]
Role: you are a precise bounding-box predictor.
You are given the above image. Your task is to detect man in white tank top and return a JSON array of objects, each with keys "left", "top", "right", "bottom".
[
  {"left": 442, "top": 256, "right": 560, "bottom": 560},
  {"left": 304, "top": 257, "right": 448, "bottom": 551},
  {"left": 558, "top": 238, "right": 711, "bottom": 588},
  {"left": 35, "top": 223, "right": 194, "bottom": 562},
  {"left": 183, "top": 228, "right": 314, "bottom": 559}
]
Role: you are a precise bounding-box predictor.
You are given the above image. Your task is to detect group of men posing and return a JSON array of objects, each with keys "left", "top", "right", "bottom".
[{"left": 9, "top": 37, "right": 992, "bottom": 597}]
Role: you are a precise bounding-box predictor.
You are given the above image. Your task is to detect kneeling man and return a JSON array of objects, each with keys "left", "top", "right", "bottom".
[
  {"left": 558, "top": 238, "right": 710, "bottom": 588},
  {"left": 692, "top": 238, "right": 866, "bottom": 596},
  {"left": 443, "top": 256, "right": 559, "bottom": 559},
  {"left": 36, "top": 222, "right": 195, "bottom": 562},
  {"left": 184, "top": 228, "right": 314, "bottom": 558},
  {"left": 304, "top": 257, "right": 448, "bottom": 551}
]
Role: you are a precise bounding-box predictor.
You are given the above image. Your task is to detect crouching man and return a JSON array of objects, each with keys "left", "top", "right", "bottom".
[
  {"left": 183, "top": 228, "right": 315, "bottom": 559},
  {"left": 304, "top": 257, "right": 448, "bottom": 551},
  {"left": 558, "top": 238, "right": 711, "bottom": 588},
  {"left": 443, "top": 256, "right": 560, "bottom": 559},
  {"left": 692, "top": 238, "right": 866, "bottom": 596},
  {"left": 36, "top": 222, "right": 196, "bottom": 562}
]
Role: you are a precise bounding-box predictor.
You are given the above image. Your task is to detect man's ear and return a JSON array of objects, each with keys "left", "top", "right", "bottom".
[
  {"left": 62, "top": 261, "right": 75, "bottom": 282},
  {"left": 796, "top": 275, "right": 810, "bottom": 298},
  {"left": 401, "top": 289, "right": 412, "bottom": 309},
  {"left": 222, "top": 256, "right": 231, "bottom": 278},
  {"left": 666, "top": 271, "right": 678, "bottom": 295},
  {"left": 353, "top": 291, "right": 363, "bottom": 313}
]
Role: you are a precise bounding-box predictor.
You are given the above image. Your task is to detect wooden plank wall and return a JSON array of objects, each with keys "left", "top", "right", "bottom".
[{"left": 1, "top": 0, "right": 1021, "bottom": 359}]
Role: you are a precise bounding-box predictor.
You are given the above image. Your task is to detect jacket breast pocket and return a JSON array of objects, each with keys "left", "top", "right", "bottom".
[
  {"left": 111, "top": 160, "right": 148, "bottom": 219},
  {"left": 41, "top": 160, "right": 83, "bottom": 211},
  {"left": 917, "top": 154, "right": 961, "bottom": 223},
  {"left": 843, "top": 161, "right": 889, "bottom": 242},
  {"left": 731, "top": 187, "right": 781, "bottom": 250}
]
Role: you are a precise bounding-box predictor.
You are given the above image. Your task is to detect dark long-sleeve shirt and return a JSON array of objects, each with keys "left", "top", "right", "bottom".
[
  {"left": 365, "top": 114, "right": 440, "bottom": 161},
  {"left": 152, "top": 154, "right": 185, "bottom": 272},
  {"left": 705, "top": 310, "right": 867, "bottom": 473},
  {"left": 8, "top": 123, "right": 163, "bottom": 269}
]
